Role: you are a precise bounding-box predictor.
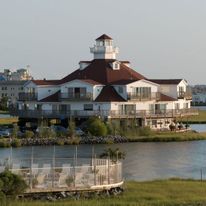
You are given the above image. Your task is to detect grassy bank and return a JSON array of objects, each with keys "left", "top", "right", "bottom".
[
  {"left": 0, "top": 117, "right": 18, "bottom": 125},
  {"left": 0, "top": 110, "right": 9, "bottom": 114},
  {"left": 128, "top": 131, "right": 206, "bottom": 142},
  {"left": 2, "top": 179, "right": 206, "bottom": 206},
  {"left": 1, "top": 131, "right": 206, "bottom": 148},
  {"left": 179, "top": 110, "right": 206, "bottom": 123}
]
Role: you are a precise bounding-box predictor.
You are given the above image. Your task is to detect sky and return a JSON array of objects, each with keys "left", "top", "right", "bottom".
[{"left": 0, "top": 0, "right": 206, "bottom": 85}]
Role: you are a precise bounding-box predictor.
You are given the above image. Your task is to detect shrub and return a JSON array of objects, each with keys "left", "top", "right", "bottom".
[
  {"left": 70, "top": 136, "right": 80, "bottom": 145},
  {"left": 11, "top": 124, "right": 19, "bottom": 139},
  {"left": 56, "top": 139, "right": 65, "bottom": 146},
  {"left": 138, "top": 126, "right": 153, "bottom": 136},
  {"left": 169, "top": 123, "right": 176, "bottom": 131},
  {"left": 47, "top": 128, "right": 56, "bottom": 139},
  {"left": 86, "top": 117, "right": 107, "bottom": 136},
  {"left": 11, "top": 139, "right": 21, "bottom": 147},
  {"left": 0, "top": 170, "right": 27, "bottom": 198},
  {"left": 67, "top": 119, "right": 76, "bottom": 138},
  {"left": 24, "top": 130, "right": 34, "bottom": 139},
  {"left": 0, "top": 140, "right": 11, "bottom": 148}
]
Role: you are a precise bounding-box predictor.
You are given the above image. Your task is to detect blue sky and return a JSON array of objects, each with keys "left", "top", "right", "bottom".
[{"left": 0, "top": 0, "right": 206, "bottom": 84}]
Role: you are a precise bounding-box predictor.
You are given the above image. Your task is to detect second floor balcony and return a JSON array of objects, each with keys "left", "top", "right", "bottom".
[
  {"left": 18, "top": 92, "right": 37, "bottom": 101},
  {"left": 60, "top": 92, "right": 93, "bottom": 101},
  {"left": 178, "top": 90, "right": 192, "bottom": 100},
  {"left": 10, "top": 108, "right": 198, "bottom": 119},
  {"left": 127, "top": 92, "right": 160, "bottom": 101}
]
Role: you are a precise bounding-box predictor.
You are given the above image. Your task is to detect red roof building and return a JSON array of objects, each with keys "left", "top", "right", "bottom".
[{"left": 15, "top": 35, "right": 194, "bottom": 130}]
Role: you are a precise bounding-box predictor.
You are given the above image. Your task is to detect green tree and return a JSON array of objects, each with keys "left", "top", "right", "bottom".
[
  {"left": 86, "top": 117, "right": 107, "bottom": 136},
  {"left": 0, "top": 170, "right": 27, "bottom": 198},
  {"left": 0, "top": 97, "right": 8, "bottom": 111}
]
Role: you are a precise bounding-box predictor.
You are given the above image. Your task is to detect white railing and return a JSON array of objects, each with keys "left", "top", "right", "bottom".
[
  {"left": 10, "top": 108, "right": 198, "bottom": 119},
  {"left": 1, "top": 158, "right": 123, "bottom": 193}
]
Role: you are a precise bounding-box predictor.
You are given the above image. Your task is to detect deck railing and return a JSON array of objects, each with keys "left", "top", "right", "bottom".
[
  {"left": 60, "top": 92, "right": 93, "bottom": 101},
  {"left": 178, "top": 89, "right": 192, "bottom": 100},
  {"left": 18, "top": 93, "right": 37, "bottom": 101},
  {"left": 127, "top": 92, "right": 160, "bottom": 101},
  {"left": 10, "top": 108, "right": 198, "bottom": 119}
]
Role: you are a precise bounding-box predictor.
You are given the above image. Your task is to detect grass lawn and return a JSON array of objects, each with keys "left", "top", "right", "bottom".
[
  {"left": 3, "top": 179, "right": 206, "bottom": 206},
  {"left": 127, "top": 131, "right": 206, "bottom": 142},
  {"left": 179, "top": 110, "right": 206, "bottom": 123},
  {"left": 0, "top": 117, "right": 18, "bottom": 125}
]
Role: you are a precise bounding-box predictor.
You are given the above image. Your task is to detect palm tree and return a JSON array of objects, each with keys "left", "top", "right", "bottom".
[{"left": 99, "top": 148, "right": 125, "bottom": 163}]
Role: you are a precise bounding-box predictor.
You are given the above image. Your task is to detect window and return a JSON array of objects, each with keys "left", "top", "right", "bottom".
[
  {"left": 155, "top": 104, "right": 166, "bottom": 114},
  {"left": 152, "top": 120, "right": 157, "bottom": 127},
  {"left": 84, "top": 104, "right": 93, "bottom": 111},
  {"left": 175, "top": 103, "right": 179, "bottom": 110},
  {"left": 68, "top": 87, "right": 87, "bottom": 98},
  {"left": 118, "top": 86, "right": 123, "bottom": 94},
  {"left": 36, "top": 104, "right": 42, "bottom": 111},
  {"left": 134, "top": 87, "right": 151, "bottom": 98},
  {"left": 59, "top": 104, "right": 70, "bottom": 111}
]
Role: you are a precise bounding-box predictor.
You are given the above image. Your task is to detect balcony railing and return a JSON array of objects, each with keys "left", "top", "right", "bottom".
[
  {"left": 18, "top": 93, "right": 37, "bottom": 101},
  {"left": 60, "top": 92, "right": 93, "bottom": 101},
  {"left": 178, "top": 90, "right": 192, "bottom": 100},
  {"left": 90, "top": 46, "right": 119, "bottom": 53},
  {"left": 127, "top": 92, "right": 160, "bottom": 101},
  {"left": 10, "top": 108, "right": 198, "bottom": 119}
]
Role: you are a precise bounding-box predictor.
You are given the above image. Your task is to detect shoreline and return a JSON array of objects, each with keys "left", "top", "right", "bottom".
[{"left": 1, "top": 131, "right": 206, "bottom": 147}]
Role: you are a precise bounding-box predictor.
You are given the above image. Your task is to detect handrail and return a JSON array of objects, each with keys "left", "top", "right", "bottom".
[{"left": 10, "top": 108, "right": 198, "bottom": 118}]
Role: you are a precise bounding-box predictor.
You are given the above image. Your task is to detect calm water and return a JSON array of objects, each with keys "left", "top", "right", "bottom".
[
  {"left": 0, "top": 114, "right": 11, "bottom": 118},
  {"left": 191, "top": 124, "right": 206, "bottom": 132},
  {"left": 193, "top": 106, "right": 206, "bottom": 111},
  {"left": 1, "top": 141, "right": 206, "bottom": 181}
]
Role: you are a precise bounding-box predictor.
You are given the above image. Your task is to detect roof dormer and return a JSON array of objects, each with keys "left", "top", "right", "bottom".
[
  {"left": 79, "top": 61, "right": 91, "bottom": 70},
  {"left": 110, "top": 61, "right": 120, "bottom": 70}
]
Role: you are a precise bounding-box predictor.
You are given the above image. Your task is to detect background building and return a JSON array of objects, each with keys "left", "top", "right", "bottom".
[
  {"left": 0, "top": 66, "right": 32, "bottom": 81},
  {"left": 0, "top": 80, "right": 28, "bottom": 104}
]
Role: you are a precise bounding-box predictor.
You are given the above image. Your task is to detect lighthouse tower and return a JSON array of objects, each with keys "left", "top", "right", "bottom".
[{"left": 90, "top": 34, "right": 119, "bottom": 60}]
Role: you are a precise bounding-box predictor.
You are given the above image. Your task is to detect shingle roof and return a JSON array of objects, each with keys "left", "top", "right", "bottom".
[
  {"left": 39, "top": 91, "right": 60, "bottom": 102},
  {"left": 77, "top": 79, "right": 102, "bottom": 85},
  {"left": 158, "top": 93, "right": 177, "bottom": 101},
  {"left": 60, "top": 59, "right": 145, "bottom": 85},
  {"left": 96, "top": 34, "right": 113, "bottom": 40},
  {"left": 32, "top": 80, "right": 60, "bottom": 85},
  {"left": 95, "top": 85, "right": 126, "bottom": 102},
  {"left": 148, "top": 79, "right": 183, "bottom": 85}
]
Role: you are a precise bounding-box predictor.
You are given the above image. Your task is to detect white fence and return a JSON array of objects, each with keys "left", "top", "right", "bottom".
[{"left": 0, "top": 158, "right": 123, "bottom": 193}]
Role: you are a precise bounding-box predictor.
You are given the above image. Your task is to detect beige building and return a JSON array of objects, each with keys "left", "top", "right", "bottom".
[{"left": 0, "top": 80, "right": 28, "bottom": 103}]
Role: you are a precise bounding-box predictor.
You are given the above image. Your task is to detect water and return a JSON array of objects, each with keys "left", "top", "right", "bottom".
[
  {"left": 191, "top": 124, "right": 206, "bottom": 132},
  {"left": 1, "top": 141, "right": 206, "bottom": 181},
  {"left": 192, "top": 106, "right": 206, "bottom": 111},
  {"left": 0, "top": 114, "right": 11, "bottom": 118}
]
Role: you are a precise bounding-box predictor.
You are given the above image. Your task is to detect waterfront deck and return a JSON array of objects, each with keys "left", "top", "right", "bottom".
[{"left": 1, "top": 157, "right": 123, "bottom": 193}]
